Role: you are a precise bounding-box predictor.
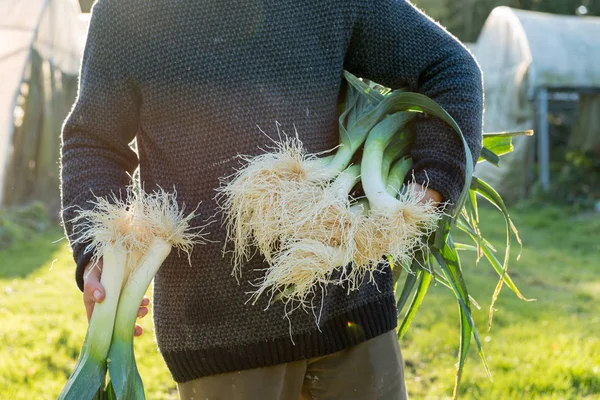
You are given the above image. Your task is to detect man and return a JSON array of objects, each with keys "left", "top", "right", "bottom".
[{"left": 61, "top": 0, "right": 482, "bottom": 398}]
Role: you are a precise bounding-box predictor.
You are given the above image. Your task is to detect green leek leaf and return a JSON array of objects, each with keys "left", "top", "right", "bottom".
[
  {"left": 479, "top": 147, "right": 501, "bottom": 166},
  {"left": 396, "top": 268, "right": 419, "bottom": 313},
  {"left": 398, "top": 269, "right": 432, "bottom": 340},
  {"left": 482, "top": 130, "right": 533, "bottom": 138},
  {"left": 433, "top": 240, "right": 491, "bottom": 399},
  {"left": 470, "top": 176, "right": 523, "bottom": 328}
]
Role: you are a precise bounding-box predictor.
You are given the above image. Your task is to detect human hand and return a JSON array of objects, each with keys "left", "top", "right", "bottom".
[
  {"left": 406, "top": 182, "right": 443, "bottom": 207},
  {"left": 83, "top": 259, "right": 149, "bottom": 337}
]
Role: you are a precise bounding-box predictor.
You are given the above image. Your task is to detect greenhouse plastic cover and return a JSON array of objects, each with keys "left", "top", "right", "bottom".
[
  {"left": 475, "top": 6, "right": 600, "bottom": 131},
  {"left": 0, "top": 0, "right": 89, "bottom": 204},
  {"left": 472, "top": 7, "right": 600, "bottom": 198}
]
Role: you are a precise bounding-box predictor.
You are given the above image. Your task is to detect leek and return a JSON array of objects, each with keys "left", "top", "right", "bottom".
[
  {"left": 60, "top": 194, "right": 135, "bottom": 400},
  {"left": 107, "top": 238, "right": 172, "bottom": 400},
  {"left": 59, "top": 244, "right": 127, "bottom": 400},
  {"left": 60, "top": 188, "right": 205, "bottom": 400}
]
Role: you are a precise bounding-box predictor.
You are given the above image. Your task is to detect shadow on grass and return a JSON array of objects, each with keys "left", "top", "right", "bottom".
[{"left": 0, "top": 227, "right": 67, "bottom": 279}]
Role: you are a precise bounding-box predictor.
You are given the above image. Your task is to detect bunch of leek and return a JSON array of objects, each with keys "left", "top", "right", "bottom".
[
  {"left": 60, "top": 187, "right": 205, "bottom": 400},
  {"left": 343, "top": 73, "right": 534, "bottom": 398},
  {"left": 219, "top": 75, "right": 444, "bottom": 310},
  {"left": 219, "top": 71, "right": 534, "bottom": 397},
  {"left": 216, "top": 77, "right": 389, "bottom": 274}
]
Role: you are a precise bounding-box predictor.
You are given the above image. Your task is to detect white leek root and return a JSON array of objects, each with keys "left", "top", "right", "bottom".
[
  {"left": 251, "top": 167, "right": 380, "bottom": 308},
  {"left": 367, "top": 185, "right": 442, "bottom": 267},
  {"left": 217, "top": 136, "right": 329, "bottom": 275}
]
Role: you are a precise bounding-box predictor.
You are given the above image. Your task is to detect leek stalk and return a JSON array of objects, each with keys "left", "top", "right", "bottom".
[
  {"left": 107, "top": 238, "right": 172, "bottom": 400},
  {"left": 59, "top": 243, "right": 127, "bottom": 400}
]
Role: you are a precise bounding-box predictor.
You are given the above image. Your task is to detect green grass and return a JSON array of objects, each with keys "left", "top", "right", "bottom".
[
  {"left": 0, "top": 206, "right": 598, "bottom": 399},
  {"left": 0, "top": 229, "right": 178, "bottom": 399},
  {"left": 400, "top": 205, "right": 600, "bottom": 399}
]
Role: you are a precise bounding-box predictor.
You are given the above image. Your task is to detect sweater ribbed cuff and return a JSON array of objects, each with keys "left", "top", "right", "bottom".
[{"left": 162, "top": 295, "right": 397, "bottom": 383}]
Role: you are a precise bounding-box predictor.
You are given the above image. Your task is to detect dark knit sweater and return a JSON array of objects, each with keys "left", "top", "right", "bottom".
[{"left": 60, "top": 0, "right": 483, "bottom": 383}]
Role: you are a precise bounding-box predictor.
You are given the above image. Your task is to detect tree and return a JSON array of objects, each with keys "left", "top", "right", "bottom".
[{"left": 412, "top": 0, "right": 599, "bottom": 42}]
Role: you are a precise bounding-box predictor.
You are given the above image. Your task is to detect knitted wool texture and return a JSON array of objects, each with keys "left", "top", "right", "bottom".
[{"left": 60, "top": 0, "right": 483, "bottom": 382}]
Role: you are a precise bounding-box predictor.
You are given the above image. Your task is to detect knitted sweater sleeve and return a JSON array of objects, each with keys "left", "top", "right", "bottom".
[
  {"left": 60, "top": 0, "right": 139, "bottom": 291},
  {"left": 344, "top": 0, "right": 483, "bottom": 206}
]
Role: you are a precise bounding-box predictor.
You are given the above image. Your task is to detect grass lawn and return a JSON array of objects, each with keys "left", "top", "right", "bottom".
[
  {"left": 0, "top": 230, "right": 178, "bottom": 399},
  {"left": 401, "top": 205, "right": 600, "bottom": 399},
  {"left": 0, "top": 206, "right": 598, "bottom": 399}
]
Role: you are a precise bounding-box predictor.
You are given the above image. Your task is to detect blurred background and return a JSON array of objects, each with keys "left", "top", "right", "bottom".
[{"left": 0, "top": 0, "right": 598, "bottom": 399}]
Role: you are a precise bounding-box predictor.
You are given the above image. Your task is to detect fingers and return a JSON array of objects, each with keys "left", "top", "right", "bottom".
[
  {"left": 83, "top": 260, "right": 149, "bottom": 336},
  {"left": 137, "top": 297, "right": 150, "bottom": 319},
  {"left": 82, "top": 259, "right": 104, "bottom": 322},
  {"left": 134, "top": 297, "right": 151, "bottom": 337},
  {"left": 406, "top": 183, "right": 442, "bottom": 207},
  {"left": 137, "top": 306, "right": 149, "bottom": 319},
  {"left": 134, "top": 324, "right": 143, "bottom": 337}
]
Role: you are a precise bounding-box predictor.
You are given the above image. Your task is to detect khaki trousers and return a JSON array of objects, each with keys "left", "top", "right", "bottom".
[{"left": 177, "top": 330, "right": 408, "bottom": 400}]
